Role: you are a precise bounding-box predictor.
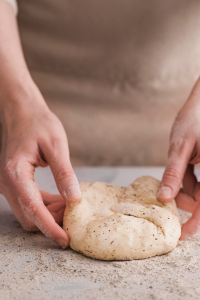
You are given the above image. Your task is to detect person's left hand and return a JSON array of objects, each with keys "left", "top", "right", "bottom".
[{"left": 157, "top": 78, "right": 200, "bottom": 240}]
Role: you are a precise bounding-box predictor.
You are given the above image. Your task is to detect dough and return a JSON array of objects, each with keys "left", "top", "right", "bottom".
[{"left": 63, "top": 176, "right": 181, "bottom": 260}]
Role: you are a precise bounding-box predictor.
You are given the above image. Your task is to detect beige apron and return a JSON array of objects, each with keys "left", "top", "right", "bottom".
[{"left": 17, "top": 0, "right": 200, "bottom": 166}]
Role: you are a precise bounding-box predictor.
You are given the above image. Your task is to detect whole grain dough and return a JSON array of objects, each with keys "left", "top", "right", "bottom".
[{"left": 63, "top": 176, "right": 181, "bottom": 260}]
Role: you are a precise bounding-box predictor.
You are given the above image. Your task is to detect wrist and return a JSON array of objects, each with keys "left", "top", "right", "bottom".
[{"left": 0, "top": 78, "right": 48, "bottom": 123}]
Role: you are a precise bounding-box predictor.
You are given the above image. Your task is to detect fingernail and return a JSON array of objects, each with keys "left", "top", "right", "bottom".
[
  {"left": 56, "top": 238, "right": 68, "bottom": 248},
  {"left": 64, "top": 185, "right": 82, "bottom": 202},
  {"left": 180, "top": 234, "right": 190, "bottom": 241},
  {"left": 157, "top": 186, "right": 172, "bottom": 199}
]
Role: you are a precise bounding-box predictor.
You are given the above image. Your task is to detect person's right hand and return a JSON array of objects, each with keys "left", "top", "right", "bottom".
[
  {"left": 0, "top": 0, "right": 81, "bottom": 248},
  {"left": 0, "top": 85, "right": 81, "bottom": 248}
]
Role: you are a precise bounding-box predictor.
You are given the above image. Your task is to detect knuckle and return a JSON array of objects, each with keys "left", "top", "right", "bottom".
[
  {"left": 49, "top": 136, "right": 69, "bottom": 157},
  {"left": 3, "top": 167, "right": 13, "bottom": 182},
  {"left": 168, "top": 140, "right": 185, "bottom": 157},
  {"left": 1, "top": 160, "right": 19, "bottom": 183},
  {"left": 50, "top": 137, "right": 63, "bottom": 150},
  {"left": 164, "top": 167, "right": 181, "bottom": 184},
  {"left": 55, "top": 167, "right": 74, "bottom": 184}
]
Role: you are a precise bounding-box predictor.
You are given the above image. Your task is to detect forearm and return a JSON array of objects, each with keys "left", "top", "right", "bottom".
[{"left": 0, "top": 1, "right": 45, "bottom": 118}]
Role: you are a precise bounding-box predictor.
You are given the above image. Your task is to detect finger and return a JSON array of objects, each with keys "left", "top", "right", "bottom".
[
  {"left": 182, "top": 164, "right": 197, "bottom": 196},
  {"left": 40, "top": 190, "right": 65, "bottom": 206},
  {"left": 39, "top": 138, "right": 81, "bottom": 203},
  {"left": 182, "top": 166, "right": 200, "bottom": 202},
  {"left": 47, "top": 201, "right": 66, "bottom": 213},
  {"left": 2, "top": 188, "right": 38, "bottom": 231},
  {"left": 157, "top": 138, "right": 195, "bottom": 202},
  {"left": 175, "top": 190, "right": 198, "bottom": 213},
  {"left": 51, "top": 207, "right": 65, "bottom": 225},
  {"left": 180, "top": 202, "right": 200, "bottom": 240},
  {"left": 6, "top": 159, "right": 69, "bottom": 248}
]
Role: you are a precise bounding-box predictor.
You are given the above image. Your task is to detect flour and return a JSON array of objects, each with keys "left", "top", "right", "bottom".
[{"left": 1, "top": 206, "right": 200, "bottom": 300}]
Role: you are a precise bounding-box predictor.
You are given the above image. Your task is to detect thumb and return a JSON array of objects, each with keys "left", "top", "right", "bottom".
[
  {"left": 157, "top": 140, "right": 194, "bottom": 202},
  {"left": 40, "top": 139, "right": 82, "bottom": 203}
]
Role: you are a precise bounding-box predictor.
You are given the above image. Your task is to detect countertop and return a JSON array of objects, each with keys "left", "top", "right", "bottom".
[{"left": 1, "top": 167, "right": 200, "bottom": 300}]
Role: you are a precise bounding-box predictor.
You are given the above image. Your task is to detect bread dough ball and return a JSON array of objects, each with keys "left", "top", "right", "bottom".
[{"left": 63, "top": 176, "right": 181, "bottom": 260}]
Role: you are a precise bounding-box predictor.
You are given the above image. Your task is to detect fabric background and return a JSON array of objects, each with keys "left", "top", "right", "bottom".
[{"left": 16, "top": 0, "right": 200, "bottom": 166}]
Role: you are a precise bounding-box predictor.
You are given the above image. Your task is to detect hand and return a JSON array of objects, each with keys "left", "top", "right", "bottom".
[
  {"left": 0, "top": 86, "right": 81, "bottom": 248},
  {"left": 157, "top": 78, "right": 200, "bottom": 240}
]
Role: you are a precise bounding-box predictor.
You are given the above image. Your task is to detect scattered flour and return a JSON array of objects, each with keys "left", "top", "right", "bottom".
[{"left": 1, "top": 208, "right": 200, "bottom": 300}]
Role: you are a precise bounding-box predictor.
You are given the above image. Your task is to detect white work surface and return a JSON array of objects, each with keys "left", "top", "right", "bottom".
[{"left": 1, "top": 167, "right": 200, "bottom": 300}]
